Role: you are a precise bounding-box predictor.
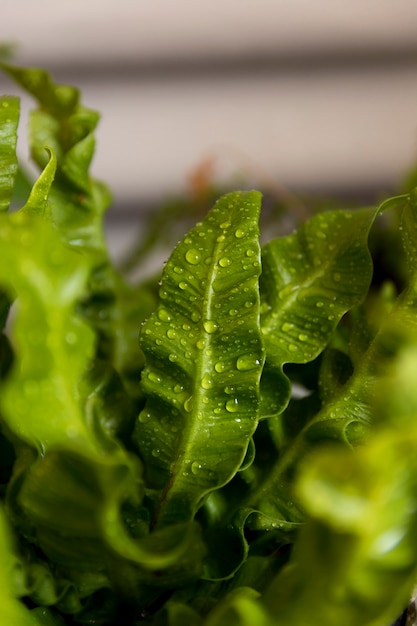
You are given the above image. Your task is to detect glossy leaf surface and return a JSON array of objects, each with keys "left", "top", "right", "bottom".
[
  {"left": 136, "top": 191, "right": 264, "bottom": 526},
  {"left": 259, "top": 207, "right": 377, "bottom": 417}
]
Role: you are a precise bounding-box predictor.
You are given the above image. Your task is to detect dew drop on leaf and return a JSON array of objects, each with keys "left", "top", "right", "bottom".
[
  {"left": 184, "top": 396, "right": 194, "bottom": 412},
  {"left": 158, "top": 308, "right": 171, "bottom": 322},
  {"left": 138, "top": 411, "right": 151, "bottom": 424},
  {"left": 148, "top": 372, "right": 161, "bottom": 384},
  {"left": 236, "top": 355, "right": 261, "bottom": 371},
  {"left": 219, "top": 257, "right": 232, "bottom": 268},
  {"left": 191, "top": 461, "right": 202, "bottom": 475},
  {"left": 234, "top": 229, "right": 245, "bottom": 239},
  {"left": 203, "top": 320, "right": 218, "bottom": 334},
  {"left": 185, "top": 249, "right": 201, "bottom": 265},
  {"left": 201, "top": 374, "right": 213, "bottom": 389},
  {"left": 226, "top": 398, "right": 239, "bottom": 412}
]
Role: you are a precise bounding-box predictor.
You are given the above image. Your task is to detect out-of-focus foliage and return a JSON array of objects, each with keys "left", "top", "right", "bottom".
[{"left": 0, "top": 63, "right": 415, "bottom": 626}]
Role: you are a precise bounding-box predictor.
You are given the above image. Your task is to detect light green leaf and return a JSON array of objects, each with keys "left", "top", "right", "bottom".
[
  {"left": 262, "top": 344, "right": 417, "bottom": 626},
  {"left": 0, "top": 95, "right": 19, "bottom": 212},
  {"left": 21, "top": 147, "right": 56, "bottom": 217},
  {"left": 0, "top": 214, "right": 160, "bottom": 573},
  {"left": 135, "top": 191, "right": 265, "bottom": 526},
  {"left": 203, "top": 587, "right": 271, "bottom": 626},
  {"left": 0, "top": 63, "right": 80, "bottom": 120}
]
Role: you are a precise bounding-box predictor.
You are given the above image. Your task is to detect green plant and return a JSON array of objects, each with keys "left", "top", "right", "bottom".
[{"left": 0, "top": 63, "right": 417, "bottom": 626}]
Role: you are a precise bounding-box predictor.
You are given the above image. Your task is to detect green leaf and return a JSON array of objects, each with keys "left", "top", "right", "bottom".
[
  {"left": 259, "top": 207, "right": 378, "bottom": 417},
  {"left": 135, "top": 191, "right": 265, "bottom": 526},
  {"left": 0, "top": 506, "right": 54, "bottom": 626},
  {"left": 261, "top": 335, "right": 417, "bottom": 626},
  {"left": 0, "top": 95, "right": 19, "bottom": 212},
  {"left": 203, "top": 587, "right": 271, "bottom": 626},
  {"left": 1, "top": 63, "right": 151, "bottom": 398},
  {"left": 21, "top": 148, "right": 56, "bottom": 217},
  {"left": 0, "top": 63, "right": 80, "bottom": 120}
]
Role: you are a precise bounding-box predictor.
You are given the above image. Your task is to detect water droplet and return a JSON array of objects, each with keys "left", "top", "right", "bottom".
[
  {"left": 174, "top": 383, "right": 184, "bottom": 393},
  {"left": 236, "top": 355, "right": 261, "bottom": 371},
  {"left": 182, "top": 323, "right": 191, "bottom": 331},
  {"left": 185, "top": 249, "right": 201, "bottom": 265},
  {"left": 215, "top": 361, "right": 226, "bottom": 373},
  {"left": 179, "top": 281, "right": 188, "bottom": 290},
  {"left": 216, "top": 235, "right": 225, "bottom": 243},
  {"left": 184, "top": 396, "right": 193, "bottom": 412},
  {"left": 316, "top": 301, "right": 324, "bottom": 308},
  {"left": 196, "top": 339, "right": 205, "bottom": 350},
  {"left": 203, "top": 320, "right": 218, "bottom": 334},
  {"left": 166, "top": 328, "right": 177, "bottom": 339},
  {"left": 229, "top": 309, "right": 238, "bottom": 317},
  {"left": 289, "top": 343, "right": 298, "bottom": 352},
  {"left": 169, "top": 353, "right": 178, "bottom": 362},
  {"left": 281, "top": 322, "right": 293, "bottom": 332},
  {"left": 173, "top": 266, "right": 183, "bottom": 274},
  {"left": 139, "top": 411, "right": 151, "bottom": 423},
  {"left": 191, "top": 312, "right": 201, "bottom": 323},
  {"left": 201, "top": 374, "right": 213, "bottom": 389},
  {"left": 298, "top": 333, "right": 308, "bottom": 342},
  {"left": 219, "top": 257, "right": 232, "bottom": 268},
  {"left": 235, "top": 228, "right": 245, "bottom": 238},
  {"left": 220, "top": 221, "right": 230, "bottom": 229},
  {"left": 226, "top": 398, "right": 239, "bottom": 412},
  {"left": 148, "top": 372, "right": 161, "bottom": 384},
  {"left": 151, "top": 449, "right": 160, "bottom": 457},
  {"left": 191, "top": 461, "right": 202, "bottom": 475}
]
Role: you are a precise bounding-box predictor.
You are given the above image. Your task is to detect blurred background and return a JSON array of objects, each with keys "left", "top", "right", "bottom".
[{"left": 2, "top": 0, "right": 417, "bottom": 262}]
